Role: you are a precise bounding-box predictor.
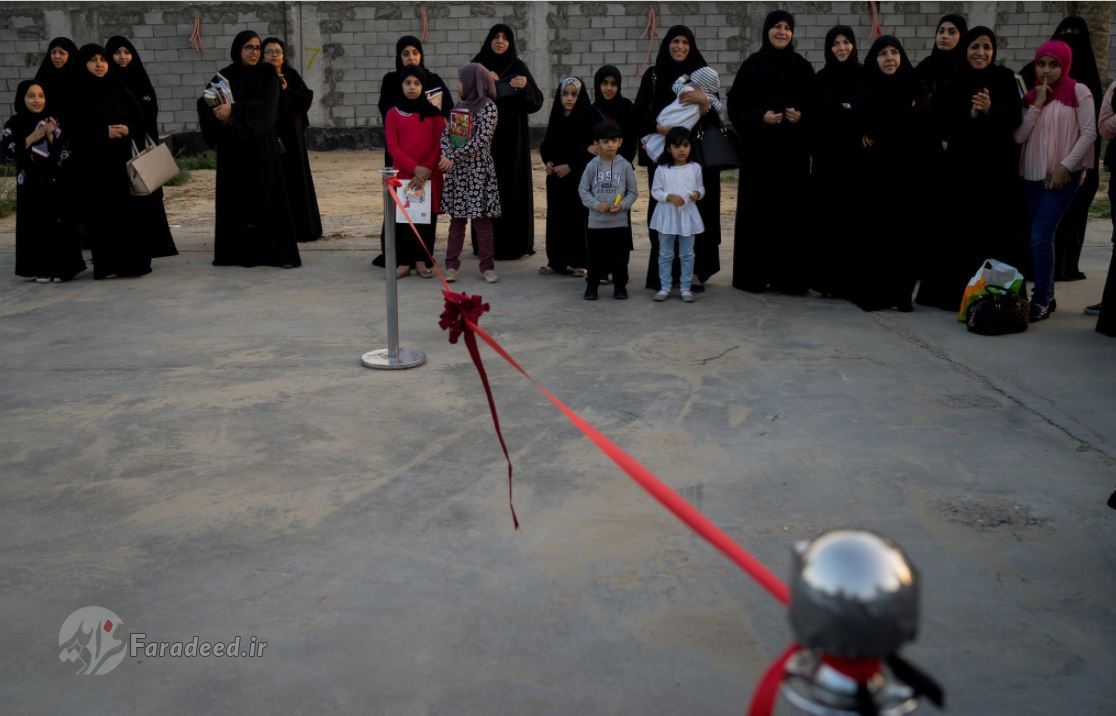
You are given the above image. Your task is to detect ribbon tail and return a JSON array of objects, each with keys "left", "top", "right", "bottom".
[
  {"left": 747, "top": 643, "right": 801, "bottom": 716},
  {"left": 462, "top": 328, "right": 518, "bottom": 529}
]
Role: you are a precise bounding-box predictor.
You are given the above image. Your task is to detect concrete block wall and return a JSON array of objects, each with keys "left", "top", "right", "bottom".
[{"left": 1, "top": 2, "right": 1113, "bottom": 139}]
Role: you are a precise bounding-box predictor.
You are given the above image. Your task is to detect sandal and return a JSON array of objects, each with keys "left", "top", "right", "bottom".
[
  {"left": 571, "top": 268, "right": 588, "bottom": 278},
  {"left": 538, "top": 266, "right": 555, "bottom": 275},
  {"left": 395, "top": 266, "right": 412, "bottom": 278},
  {"left": 416, "top": 266, "right": 435, "bottom": 279}
]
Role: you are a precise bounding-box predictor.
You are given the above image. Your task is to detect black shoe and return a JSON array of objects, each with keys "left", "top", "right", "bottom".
[
  {"left": 1029, "top": 304, "right": 1052, "bottom": 322},
  {"left": 690, "top": 281, "right": 706, "bottom": 293},
  {"left": 1063, "top": 271, "right": 1087, "bottom": 282},
  {"left": 1049, "top": 297, "right": 1057, "bottom": 313},
  {"left": 583, "top": 291, "right": 598, "bottom": 301},
  {"left": 613, "top": 289, "right": 628, "bottom": 300}
]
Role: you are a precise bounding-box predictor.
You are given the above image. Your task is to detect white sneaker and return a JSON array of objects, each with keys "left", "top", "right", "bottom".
[
  {"left": 653, "top": 289, "right": 669, "bottom": 302},
  {"left": 445, "top": 268, "right": 457, "bottom": 283},
  {"left": 483, "top": 270, "right": 499, "bottom": 284},
  {"left": 681, "top": 290, "right": 695, "bottom": 303}
]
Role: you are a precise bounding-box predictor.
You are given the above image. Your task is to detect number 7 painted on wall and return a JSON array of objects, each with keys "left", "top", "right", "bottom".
[{"left": 304, "top": 47, "right": 322, "bottom": 71}]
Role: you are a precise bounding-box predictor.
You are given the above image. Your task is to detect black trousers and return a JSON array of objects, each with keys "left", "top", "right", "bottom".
[{"left": 586, "top": 226, "right": 631, "bottom": 293}]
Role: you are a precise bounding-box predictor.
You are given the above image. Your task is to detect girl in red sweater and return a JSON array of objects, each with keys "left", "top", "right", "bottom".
[{"left": 385, "top": 66, "right": 446, "bottom": 278}]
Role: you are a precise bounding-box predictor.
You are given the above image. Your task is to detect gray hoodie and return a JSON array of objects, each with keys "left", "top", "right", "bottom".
[{"left": 577, "top": 154, "right": 639, "bottom": 229}]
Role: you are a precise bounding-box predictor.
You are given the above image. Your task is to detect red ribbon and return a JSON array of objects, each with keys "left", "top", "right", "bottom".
[
  {"left": 747, "top": 643, "right": 801, "bottom": 716},
  {"left": 868, "top": 1, "right": 882, "bottom": 39},
  {"left": 419, "top": 6, "right": 429, "bottom": 42},
  {"left": 636, "top": 3, "right": 659, "bottom": 83}
]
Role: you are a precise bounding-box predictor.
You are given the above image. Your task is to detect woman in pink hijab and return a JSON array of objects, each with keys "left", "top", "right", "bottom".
[{"left": 1013, "top": 40, "right": 1097, "bottom": 322}]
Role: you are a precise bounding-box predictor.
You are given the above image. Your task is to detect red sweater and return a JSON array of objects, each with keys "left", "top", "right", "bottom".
[{"left": 385, "top": 107, "right": 445, "bottom": 214}]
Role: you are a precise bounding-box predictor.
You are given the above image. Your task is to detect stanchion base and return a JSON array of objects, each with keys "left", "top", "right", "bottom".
[{"left": 361, "top": 348, "right": 426, "bottom": 370}]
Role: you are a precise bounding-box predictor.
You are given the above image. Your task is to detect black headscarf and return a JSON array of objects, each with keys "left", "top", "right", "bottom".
[
  {"left": 862, "top": 36, "right": 921, "bottom": 109},
  {"left": 950, "top": 26, "right": 999, "bottom": 92},
  {"left": 34, "top": 37, "right": 80, "bottom": 117},
  {"left": 593, "top": 65, "right": 628, "bottom": 114},
  {"left": 394, "top": 35, "right": 425, "bottom": 72},
  {"left": 104, "top": 36, "right": 155, "bottom": 102},
  {"left": 230, "top": 30, "right": 261, "bottom": 64},
  {"left": 817, "top": 26, "right": 861, "bottom": 110},
  {"left": 8, "top": 79, "right": 53, "bottom": 144},
  {"left": 916, "top": 14, "right": 968, "bottom": 92},
  {"left": 651, "top": 25, "right": 708, "bottom": 110},
  {"left": 393, "top": 65, "right": 441, "bottom": 120},
  {"left": 755, "top": 11, "right": 805, "bottom": 109},
  {"left": 1053, "top": 16, "right": 1102, "bottom": 107},
  {"left": 472, "top": 24, "right": 518, "bottom": 75}
]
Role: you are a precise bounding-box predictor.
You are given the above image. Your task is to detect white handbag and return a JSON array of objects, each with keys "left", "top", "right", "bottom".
[{"left": 127, "top": 135, "right": 179, "bottom": 196}]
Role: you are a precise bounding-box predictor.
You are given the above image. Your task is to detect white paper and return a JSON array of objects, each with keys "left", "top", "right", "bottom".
[{"left": 394, "top": 179, "right": 432, "bottom": 225}]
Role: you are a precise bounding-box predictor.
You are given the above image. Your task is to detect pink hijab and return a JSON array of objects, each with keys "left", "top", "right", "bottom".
[
  {"left": 1024, "top": 40, "right": 1079, "bottom": 108},
  {"left": 455, "top": 62, "right": 497, "bottom": 113}
]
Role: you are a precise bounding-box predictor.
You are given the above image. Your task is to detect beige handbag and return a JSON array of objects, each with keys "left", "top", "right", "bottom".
[{"left": 127, "top": 135, "right": 179, "bottom": 196}]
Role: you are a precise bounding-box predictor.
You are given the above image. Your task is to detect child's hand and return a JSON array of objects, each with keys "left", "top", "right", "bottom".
[
  {"left": 666, "top": 193, "right": 685, "bottom": 207},
  {"left": 689, "top": 191, "right": 701, "bottom": 202},
  {"left": 544, "top": 161, "right": 554, "bottom": 175},
  {"left": 555, "top": 164, "right": 571, "bottom": 178},
  {"left": 587, "top": 143, "right": 599, "bottom": 156},
  {"left": 785, "top": 107, "right": 801, "bottom": 123},
  {"left": 437, "top": 155, "right": 453, "bottom": 172},
  {"left": 596, "top": 202, "right": 610, "bottom": 213},
  {"left": 763, "top": 111, "right": 784, "bottom": 125},
  {"left": 608, "top": 203, "right": 622, "bottom": 214}
]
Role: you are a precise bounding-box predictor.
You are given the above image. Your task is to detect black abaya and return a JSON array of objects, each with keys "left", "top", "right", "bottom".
[
  {"left": 268, "top": 52, "right": 322, "bottom": 243},
  {"left": 472, "top": 25, "right": 544, "bottom": 260},
  {"left": 105, "top": 35, "right": 177, "bottom": 259},
  {"left": 197, "top": 32, "right": 300, "bottom": 269},
  {"left": 851, "top": 37, "right": 932, "bottom": 312},
  {"left": 539, "top": 80, "right": 594, "bottom": 273},
  {"left": 809, "top": 27, "right": 862, "bottom": 297},
  {"left": 70, "top": 45, "right": 151, "bottom": 279},
  {"left": 4, "top": 80, "right": 85, "bottom": 281},
  {"left": 919, "top": 31, "right": 1023, "bottom": 311},
  {"left": 728, "top": 11, "right": 816, "bottom": 294},
  {"left": 633, "top": 25, "right": 722, "bottom": 290}
]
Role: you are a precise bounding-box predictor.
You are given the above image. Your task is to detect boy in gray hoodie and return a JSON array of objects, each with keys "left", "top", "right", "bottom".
[{"left": 578, "top": 121, "right": 639, "bottom": 299}]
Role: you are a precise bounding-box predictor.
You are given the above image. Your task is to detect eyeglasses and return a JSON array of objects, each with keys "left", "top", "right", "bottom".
[
  {"left": 243, "top": 44, "right": 262, "bottom": 52},
  {"left": 264, "top": 49, "right": 283, "bottom": 56}
]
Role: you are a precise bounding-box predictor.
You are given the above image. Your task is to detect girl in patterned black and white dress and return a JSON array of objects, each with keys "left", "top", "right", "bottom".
[{"left": 438, "top": 63, "right": 501, "bottom": 283}]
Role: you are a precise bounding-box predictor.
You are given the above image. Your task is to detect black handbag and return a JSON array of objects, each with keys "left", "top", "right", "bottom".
[
  {"left": 966, "top": 293, "right": 1030, "bottom": 335},
  {"left": 692, "top": 124, "right": 741, "bottom": 171}
]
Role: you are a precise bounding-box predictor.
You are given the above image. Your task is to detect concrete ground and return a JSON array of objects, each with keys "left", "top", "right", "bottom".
[{"left": 1, "top": 194, "right": 1114, "bottom": 715}]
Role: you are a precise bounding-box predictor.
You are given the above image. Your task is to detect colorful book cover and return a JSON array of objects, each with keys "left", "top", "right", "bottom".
[
  {"left": 448, "top": 108, "right": 472, "bottom": 149},
  {"left": 394, "top": 179, "right": 432, "bottom": 225}
]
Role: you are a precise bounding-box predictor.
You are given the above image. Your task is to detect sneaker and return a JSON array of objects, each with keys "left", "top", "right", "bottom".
[
  {"left": 445, "top": 268, "right": 458, "bottom": 283},
  {"left": 653, "top": 289, "right": 669, "bottom": 302},
  {"left": 583, "top": 291, "right": 598, "bottom": 301},
  {"left": 483, "top": 270, "right": 499, "bottom": 284},
  {"left": 1084, "top": 302, "right": 1102, "bottom": 316},
  {"left": 681, "top": 290, "right": 695, "bottom": 303},
  {"left": 35, "top": 277, "right": 50, "bottom": 283},
  {"left": 1029, "top": 303, "right": 1052, "bottom": 323},
  {"left": 613, "top": 288, "right": 628, "bottom": 300}
]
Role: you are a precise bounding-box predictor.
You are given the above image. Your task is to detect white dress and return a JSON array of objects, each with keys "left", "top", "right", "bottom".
[{"left": 649, "top": 163, "right": 705, "bottom": 236}]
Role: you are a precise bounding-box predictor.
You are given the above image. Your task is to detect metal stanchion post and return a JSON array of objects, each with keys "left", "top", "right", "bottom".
[{"left": 362, "top": 168, "right": 426, "bottom": 370}]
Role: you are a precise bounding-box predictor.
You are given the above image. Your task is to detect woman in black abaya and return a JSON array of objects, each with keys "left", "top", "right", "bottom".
[
  {"left": 851, "top": 36, "right": 932, "bottom": 312},
  {"left": 915, "top": 14, "right": 968, "bottom": 99},
  {"left": 591, "top": 65, "right": 637, "bottom": 164},
  {"left": 3, "top": 80, "right": 86, "bottom": 282},
  {"left": 633, "top": 25, "right": 722, "bottom": 291},
  {"left": 472, "top": 24, "right": 544, "bottom": 260},
  {"left": 104, "top": 35, "right": 177, "bottom": 259},
  {"left": 918, "top": 27, "right": 1023, "bottom": 311},
  {"left": 539, "top": 76, "right": 594, "bottom": 275},
  {"left": 1019, "top": 16, "right": 1104, "bottom": 282},
  {"left": 262, "top": 37, "right": 322, "bottom": 243},
  {"left": 197, "top": 31, "right": 300, "bottom": 269},
  {"left": 809, "top": 26, "right": 861, "bottom": 297},
  {"left": 69, "top": 44, "right": 151, "bottom": 279},
  {"left": 728, "top": 10, "right": 816, "bottom": 294}
]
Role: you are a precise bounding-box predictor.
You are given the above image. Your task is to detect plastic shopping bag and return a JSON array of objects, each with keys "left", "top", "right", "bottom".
[{"left": 957, "top": 259, "right": 1025, "bottom": 322}]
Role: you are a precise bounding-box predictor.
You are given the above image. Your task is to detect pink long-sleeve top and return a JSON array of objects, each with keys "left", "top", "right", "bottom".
[
  {"left": 1013, "top": 82, "right": 1097, "bottom": 181},
  {"left": 1098, "top": 81, "right": 1116, "bottom": 140}
]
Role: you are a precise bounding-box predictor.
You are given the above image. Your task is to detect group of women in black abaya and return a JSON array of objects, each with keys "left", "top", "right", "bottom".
[{"left": 6, "top": 36, "right": 173, "bottom": 281}]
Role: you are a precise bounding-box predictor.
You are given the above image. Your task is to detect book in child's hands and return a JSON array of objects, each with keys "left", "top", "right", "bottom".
[
  {"left": 448, "top": 108, "right": 472, "bottom": 149},
  {"left": 394, "top": 179, "right": 432, "bottom": 225}
]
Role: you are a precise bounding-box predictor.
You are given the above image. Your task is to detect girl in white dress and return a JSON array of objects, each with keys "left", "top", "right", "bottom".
[{"left": 649, "top": 126, "right": 705, "bottom": 302}]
